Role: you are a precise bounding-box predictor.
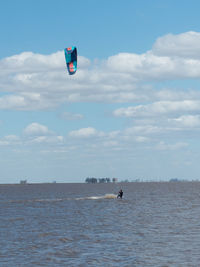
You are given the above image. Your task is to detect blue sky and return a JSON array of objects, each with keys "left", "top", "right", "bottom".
[{"left": 1, "top": 0, "right": 200, "bottom": 183}]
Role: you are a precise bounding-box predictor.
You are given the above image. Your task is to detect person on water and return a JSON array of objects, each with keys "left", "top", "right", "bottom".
[{"left": 117, "top": 189, "right": 123, "bottom": 199}]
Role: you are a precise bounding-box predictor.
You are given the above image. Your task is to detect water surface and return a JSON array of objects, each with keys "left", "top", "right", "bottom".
[{"left": 1, "top": 182, "right": 200, "bottom": 266}]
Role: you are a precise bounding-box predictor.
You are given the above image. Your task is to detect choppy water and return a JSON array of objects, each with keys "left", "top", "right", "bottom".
[{"left": 1, "top": 182, "right": 200, "bottom": 266}]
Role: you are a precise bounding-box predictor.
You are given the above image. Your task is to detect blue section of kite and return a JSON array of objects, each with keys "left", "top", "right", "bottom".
[{"left": 64, "top": 46, "right": 77, "bottom": 75}]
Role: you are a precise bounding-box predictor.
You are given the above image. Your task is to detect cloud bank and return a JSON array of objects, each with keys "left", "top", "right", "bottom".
[
  {"left": 1, "top": 31, "right": 200, "bottom": 111},
  {"left": 1, "top": 31, "right": 200, "bottom": 158}
]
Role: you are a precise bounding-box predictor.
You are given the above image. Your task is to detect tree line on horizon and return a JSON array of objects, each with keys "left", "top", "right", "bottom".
[{"left": 85, "top": 177, "right": 118, "bottom": 183}]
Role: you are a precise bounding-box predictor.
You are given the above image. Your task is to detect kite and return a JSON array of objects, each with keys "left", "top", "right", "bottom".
[{"left": 64, "top": 46, "right": 77, "bottom": 75}]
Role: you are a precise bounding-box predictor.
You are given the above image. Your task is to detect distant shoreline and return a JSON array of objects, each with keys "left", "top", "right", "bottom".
[{"left": 0, "top": 180, "right": 200, "bottom": 185}]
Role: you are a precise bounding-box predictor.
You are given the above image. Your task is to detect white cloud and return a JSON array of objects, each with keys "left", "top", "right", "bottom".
[
  {"left": 124, "top": 125, "right": 162, "bottom": 135},
  {"left": 0, "top": 135, "right": 20, "bottom": 146},
  {"left": 30, "top": 135, "right": 64, "bottom": 144},
  {"left": 1, "top": 51, "right": 90, "bottom": 72},
  {"left": 135, "top": 136, "right": 149, "bottom": 143},
  {"left": 23, "top": 123, "right": 50, "bottom": 136},
  {"left": 69, "top": 127, "right": 104, "bottom": 138},
  {"left": 152, "top": 31, "right": 200, "bottom": 58},
  {"left": 113, "top": 100, "right": 200, "bottom": 118},
  {"left": 106, "top": 52, "right": 200, "bottom": 81},
  {"left": 170, "top": 115, "right": 200, "bottom": 127},
  {"left": 155, "top": 89, "right": 200, "bottom": 102}
]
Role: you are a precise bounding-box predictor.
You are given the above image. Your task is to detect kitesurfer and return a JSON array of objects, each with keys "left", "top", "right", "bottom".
[{"left": 117, "top": 189, "right": 123, "bottom": 199}]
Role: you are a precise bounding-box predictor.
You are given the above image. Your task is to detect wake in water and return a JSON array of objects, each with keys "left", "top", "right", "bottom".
[
  {"left": 76, "top": 194, "right": 117, "bottom": 200},
  {"left": 3, "top": 194, "right": 117, "bottom": 204}
]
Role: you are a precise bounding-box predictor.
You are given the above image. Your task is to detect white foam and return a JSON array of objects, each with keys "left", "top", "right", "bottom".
[{"left": 75, "top": 194, "right": 117, "bottom": 200}]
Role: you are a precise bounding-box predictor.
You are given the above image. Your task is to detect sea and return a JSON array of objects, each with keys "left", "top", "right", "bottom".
[{"left": 1, "top": 182, "right": 200, "bottom": 267}]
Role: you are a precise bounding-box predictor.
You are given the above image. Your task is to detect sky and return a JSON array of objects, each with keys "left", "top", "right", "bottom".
[{"left": 1, "top": 0, "right": 200, "bottom": 183}]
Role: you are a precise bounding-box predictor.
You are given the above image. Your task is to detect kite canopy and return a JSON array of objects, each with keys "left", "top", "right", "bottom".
[{"left": 64, "top": 46, "right": 77, "bottom": 75}]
